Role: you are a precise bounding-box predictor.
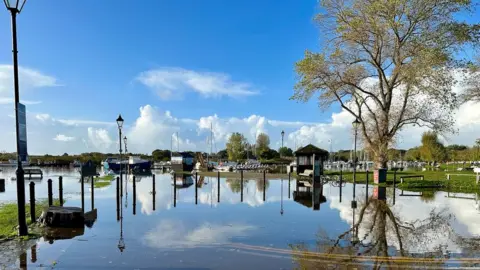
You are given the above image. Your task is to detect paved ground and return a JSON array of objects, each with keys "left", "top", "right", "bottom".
[{"left": 0, "top": 239, "right": 37, "bottom": 270}]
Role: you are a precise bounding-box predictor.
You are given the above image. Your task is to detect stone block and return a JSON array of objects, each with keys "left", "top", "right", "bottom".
[{"left": 39, "top": 206, "right": 85, "bottom": 228}]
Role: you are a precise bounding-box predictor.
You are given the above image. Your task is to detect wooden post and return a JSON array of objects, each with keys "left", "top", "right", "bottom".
[
  {"left": 133, "top": 176, "right": 136, "bottom": 215},
  {"left": 81, "top": 174, "right": 85, "bottom": 212},
  {"left": 47, "top": 179, "right": 53, "bottom": 206},
  {"left": 263, "top": 170, "right": 266, "bottom": 202},
  {"left": 20, "top": 252, "right": 27, "bottom": 269},
  {"left": 195, "top": 172, "right": 198, "bottom": 205},
  {"left": 116, "top": 176, "right": 120, "bottom": 221},
  {"left": 217, "top": 174, "right": 220, "bottom": 203},
  {"left": 153, "top": 174, "right": 156, "bottom": 211},
  {"left": 31, "top": 244, "right": 37, "bottom": 263},
  {"left": 91, "top": 176, "right": 94, "bottom": 210},
  {"left": 173, "top": 173, "right": 177, "bottom": 207},
  {"left": 59, "top": 176, "right": 63, "bottom": 206},
  {"left": 240, "top": 170, "right": 244, "bottom": 202},
  {"left": 29, "top": 182, "right": 35, "bottom": 222},
  {"left": 288, "top": 172, "right": 291, "bottom": 199}
]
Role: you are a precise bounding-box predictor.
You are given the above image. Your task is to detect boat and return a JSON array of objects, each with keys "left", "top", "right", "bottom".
[{"left": 104, "top": 156, "right": 151, "bottom": 173}]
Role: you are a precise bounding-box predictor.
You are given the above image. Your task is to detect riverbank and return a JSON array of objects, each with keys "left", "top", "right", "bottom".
[{"left": 190, "top": 170, "right": 479, "bottom": 193}]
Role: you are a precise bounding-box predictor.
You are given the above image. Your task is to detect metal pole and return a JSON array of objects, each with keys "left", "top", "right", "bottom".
[
  {"left": 288, "top": 172, "right": 291, "bottom": 199},
  {"left": 217, "top": 173, "right": 220, "bottom": 203},
  {"left": 353, "top": 126, "right": 358, "bottom": 199},
  {"left": 340, "top": 166, "right": 343, "bottom": 203},
  {"left": 59, "top": 176, "right": 63, "bottom": 206},
  {"left": 116, "top": 176, "right": 120, "bottom": 221},
  {"left": 29, "top": 182, "right": 35, "bottom": 222},
  {"left": 47, "top": 179, "right": 53, "bottom": 206},
  {"left": 119, "top": 128, "right": 123, "bottom": 197},
  {"left": 10, "top": 9, "right": 27, "bottom": 236}
]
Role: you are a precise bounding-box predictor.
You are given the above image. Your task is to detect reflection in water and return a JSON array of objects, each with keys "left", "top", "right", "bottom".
[{"left": 290, "top": 184, "right": 480, "bottom": 269}]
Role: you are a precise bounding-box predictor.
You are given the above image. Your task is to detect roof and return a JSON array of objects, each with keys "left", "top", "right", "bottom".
[
  {"left": 294, "top": 144, "right": 329, "bottom": 158},
  {"left": 172, "top": 152, "right": 194, "bottom": 158}
]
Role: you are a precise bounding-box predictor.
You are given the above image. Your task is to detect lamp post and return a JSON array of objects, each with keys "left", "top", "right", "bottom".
[
  {"left": 352, "top": 119, "right": 360, "bottom": 198},
  {"left": 116, "top": 115, "right": 124, "bottom": 196},
  {"left": 4, "top": 0, "right": 28, "bottom": 236}
]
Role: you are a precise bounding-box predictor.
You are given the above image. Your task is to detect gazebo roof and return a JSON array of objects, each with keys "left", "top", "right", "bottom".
[{"left": 294, "top": 144, "right": 329, "bottom": 158}]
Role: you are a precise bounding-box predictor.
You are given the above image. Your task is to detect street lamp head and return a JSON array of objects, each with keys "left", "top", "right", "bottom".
[
  {"left": 116, "top": 114, "right": 124, "bottom": 129},
  {"left": 352, "top": 118, "right": 361, "bottom": 129},
  {"left": 123, "top": 136, "right": 127, "bottom": 144},
  {"left": 281, "top": 130, "right": 285, "bottom": 137},
  {"left": 3, "top": 0, "right": 27, "bottom": 13}
]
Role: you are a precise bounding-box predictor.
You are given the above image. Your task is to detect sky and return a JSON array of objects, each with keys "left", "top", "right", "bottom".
[{"left": 0, "top": 0, "right": 478, "bottom": 155}]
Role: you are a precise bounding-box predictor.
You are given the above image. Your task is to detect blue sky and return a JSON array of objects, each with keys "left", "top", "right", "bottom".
[{"left": 0, "top": 0, "right": 478, "bottom": 155}]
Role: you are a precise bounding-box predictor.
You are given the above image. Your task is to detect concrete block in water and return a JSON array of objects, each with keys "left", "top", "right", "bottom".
[{"left": 39, "top": 206, "right": 85, "bottom": 228}]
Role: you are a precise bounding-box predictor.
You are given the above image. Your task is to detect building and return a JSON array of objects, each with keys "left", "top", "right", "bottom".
[
  {"left": 171, "top": 152, "right": 195, "bottom": 172},
  {"left": 294, "top": 144, "right": 329, "bottom": 175}
]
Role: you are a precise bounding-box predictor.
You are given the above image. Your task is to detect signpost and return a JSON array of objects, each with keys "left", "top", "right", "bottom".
[{"left": 18, "top": 103, "right": 28, "bottom": 162}]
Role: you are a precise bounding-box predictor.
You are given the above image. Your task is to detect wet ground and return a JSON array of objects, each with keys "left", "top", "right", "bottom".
[{"left": 1, "top": 168, "right": 480, "bottom": 269}]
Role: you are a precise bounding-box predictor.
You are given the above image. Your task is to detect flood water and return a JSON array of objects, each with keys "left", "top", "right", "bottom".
[{"left": 1, "top": 168, "right": 480, "bottom": 269}]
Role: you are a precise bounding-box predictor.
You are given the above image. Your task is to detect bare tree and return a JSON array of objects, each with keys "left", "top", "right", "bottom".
[{"left": 292, "top": 0, "right": 479, "bottom": 169}]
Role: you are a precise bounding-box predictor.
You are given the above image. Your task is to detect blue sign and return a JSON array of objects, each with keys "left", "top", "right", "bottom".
[{"left": 18, "top": 103, "right": 28, "bottom": 162}]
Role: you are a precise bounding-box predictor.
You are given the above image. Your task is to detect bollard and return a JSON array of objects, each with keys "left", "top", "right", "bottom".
[
  {"left": 0, "top": 178, "right": 5, "bottom": 192},
  {"left": 153, "top": 174, "right": 156, "bottom": 211},
  {"left": 31, "top": 245, "right": 37, "bottom": 263},
  {"left": 59, "top": 176, "right": 63, "bottom": 206},
  {"left": 47, "top": 179, "right": 53, "bottom": 206},
  {"left": 29, "top": 182, "right": 35, "bottom": 222},
  {"left": 91, "top": 176, "right": 94, "bottom": 210},
  {"left": 217, "top": 174, "right": 220, "bottom": 203},
  {"left": 133, "top": 176, "right": 136, "bottom": 215},
  {"left": 116, "top": 177, "right": 120, "bottom": 221}
]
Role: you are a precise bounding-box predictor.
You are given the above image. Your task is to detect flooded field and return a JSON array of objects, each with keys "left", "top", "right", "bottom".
[{"left": 1, "top": 168, "right": 480, "bottom": 269}]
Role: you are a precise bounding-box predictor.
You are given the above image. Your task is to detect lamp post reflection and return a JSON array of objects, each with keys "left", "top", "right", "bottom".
[
  {"left": 280, "top": 178, "right": 284, "bottom": 215},
  {"left": 118, "top": 188, "right": 125, "bottom": 253}
]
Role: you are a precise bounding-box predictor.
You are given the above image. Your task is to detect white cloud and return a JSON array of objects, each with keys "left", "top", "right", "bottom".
[
  {"left": 0, "top": 65, "right": 59, "bottom": 94},
  {"left": 53, "top": 134, "right": 75, "bottom": 142},
  {"left": 57, "top": 119, "right": 115, "bottom": 127},
  {"left": 137, "top": 67, "right": 259, "bottom": 100},
  {"left": 143, "top": 219, "right": 255, "bottom": 249},
  {"left": 87, "top": 127, "right": 113, "bottom": 151},
  {"left": 35, "top": 113, "right": 51, "bottom": 122}
]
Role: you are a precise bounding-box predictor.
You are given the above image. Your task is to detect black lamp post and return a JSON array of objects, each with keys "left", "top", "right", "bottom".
[
  {"left": 352, "top": 119, "right": 360, "bottom": 198},
  {"left": 4, "top": 0, "right": 28, "bottom": 236},
  {"left": 281, "top": 130, "right": 285, "bottom": 148},
  {"left": 116, "top": 115, "right": 124, "bottom": 196}
]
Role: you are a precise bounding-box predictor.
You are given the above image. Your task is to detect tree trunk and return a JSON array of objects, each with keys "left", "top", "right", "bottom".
[{"left": 372, "top": 142, "right": 388, "bottom": 170}]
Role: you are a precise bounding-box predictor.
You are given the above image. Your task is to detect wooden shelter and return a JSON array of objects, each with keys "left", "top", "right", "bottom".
[{"left": 294, "top": 144, "right": 329, "bottom": 176}]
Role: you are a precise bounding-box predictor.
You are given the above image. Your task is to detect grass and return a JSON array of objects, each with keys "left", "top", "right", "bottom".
[
  {"left": 325, "top": 170, "right": 479, "bottom": 193},
  {"left": 94, "top": 181, "right": 112, "bottom": 188},
  {"left": 0, "top": 199, "right": 60, "bottom": 241},
  {"left": 96, "top": 175, "right": 114, "bottom": 181}
]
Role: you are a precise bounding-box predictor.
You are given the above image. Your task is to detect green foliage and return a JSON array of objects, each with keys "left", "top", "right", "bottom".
[
  {"left": 152, "top": 149, "right": 171, "bottom": 162},
  {"left": 420, "top": 132, "right": 447, "bottom": 162},
  {"left": 256, "top": 133, "right": 270, "bottom": 157},
  {"left": 292, "top": 0, "right": 478, "bottom": 168},
  {"left": 217, "top": 149, "right": 228, "bottom": 160},
  {"left": 405, "top": 147, "right": 421, "bottom": 161},
  {"left": 279, "top": 147, "right": 294, "bottom": 157},
  {"left": 226, "top": 133, "right": 248, "bottom": 161},
  {"left": 260, "top": 149, "right": 280, "bottom": 160}
]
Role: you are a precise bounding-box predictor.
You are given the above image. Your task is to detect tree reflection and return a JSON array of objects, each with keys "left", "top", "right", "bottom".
[
  {"left": 290, "top": 193, "right": 462, "bottom": 269},
  {"left": 226, "top": 178, "right": 244, "bottom": 193},
  {"left": 255, "top": 178, "right": 269, "bottom": 192}
]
